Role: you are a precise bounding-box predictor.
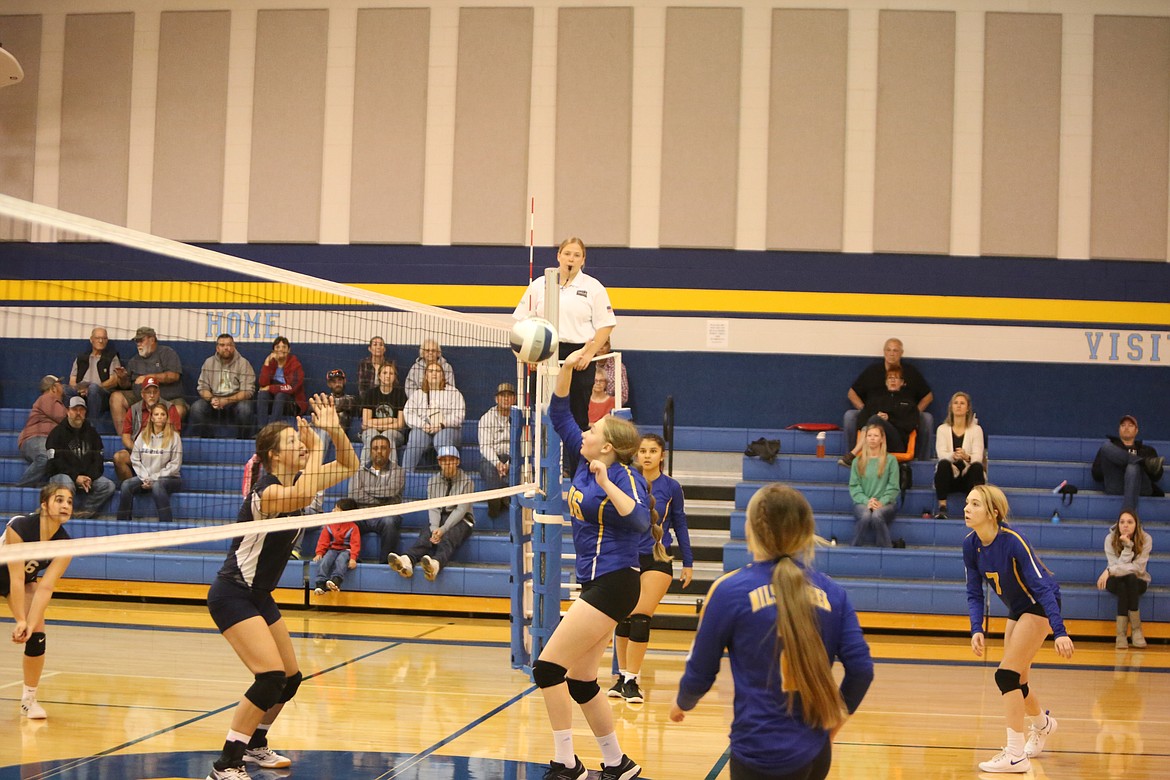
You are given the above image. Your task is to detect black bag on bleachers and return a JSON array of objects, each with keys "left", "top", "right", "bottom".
[
  {"left": 897, "top": 462, "right": 913, "bottom": 507},
  {"left": 745, "top": 438, "right": 781, "bottom": 464}
]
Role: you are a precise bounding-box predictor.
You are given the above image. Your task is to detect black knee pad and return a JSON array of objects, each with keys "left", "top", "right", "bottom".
[
  {"left": 628, "top": 613, "right": 652, "bottom": 644},
  {"left": 24, "top": 632, "right": 46, "bottom": 658},
  {"left": 279, "top": 670, "right": 303, "bottom": 703},
  {"left": 994, "top": 668, "right": 1022, "bottom": 696},
  {"left": 1020, "top": 682, "right": 1030, "bottom": 700},
  {"left": 245, "top": 670, "right": 287, "bottom": 712},
  {"left": 566, "top": 677, "right": 601, "bottom": 704},
  {"left": 615, "top": 618, "right": 631, "bottom": 638},
  {"left": 532, "top": 660, "right": 567, "bottom": 689}
]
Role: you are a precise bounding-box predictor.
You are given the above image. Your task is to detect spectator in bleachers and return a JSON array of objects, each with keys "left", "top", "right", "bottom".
[
  {"left": 848, "top": 424, "right": 900, "bottom": 548},
  {"left": 324, "top": 369, "right": 359, "bottom": 435},
  {"left": 477, "top": 382, "right": 516, "bottom": 518},
  {"left": 113, "top": 378, "right": 182, "bottom": 482},
  {"left": 360, "top": 362, "right": 407, "bottom": 464},
  {"left": 66, "top": 327, "right": 121, "bottom": 419},
  {"left": 356, "top": 336, "right": 389, "bottom": 396},
  {"left": 1091, "top": 415, "right": 1164, "bottom": 511},
  {"left": 402, "top": 362, "right": 465, "bottom": 471},
  {"left": 313, "top": 498, "right": 361, "bottom": 594},
  {"left": 388, "top": 446, "right": 474, "bottom": 581},
  {"left": 110, "top": 326, "right": 186, "bottom": 431},
  {"left": 588, "top": 368, "right": 615, "bottom": 425},
  {"left": 838, "top": 367, "right": 918, "bottom": 467},
  {"left": 16, "top": 375, "right": 67, "bottom": 487},
  {"left": 45, "top": 396, "right": 115, "bottom": 519},
  {"left": 404, "top": 338, "right": 456, "bottom": 398},
  {"left": 843, "top": 338, "right": 933, "bottom": 459},
  {"left": 932, "top": 391, "right": 986, "bottom": 519},
  {"left": 256, "top": 336, "right": 307, "bottom": 429},
  {"left": 189, "top": 334, "right": 256, "bottom": 439},
  {"left": 1096, "top": 509, "right": 1152, "bottom": 650},
  {"left": 116, "top": 403, "right": 183, "bottom": 523},
  {"left": 348, "top": 434, "right": 405, "bottom": 563},
  {"left": 597, "top": 336, "right": 629, "bottom": 408}
]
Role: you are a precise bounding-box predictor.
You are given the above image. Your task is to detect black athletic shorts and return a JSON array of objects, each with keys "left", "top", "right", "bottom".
[
  {"left": 639, "top": 553, "right": 673, "bottom": 577},
  {"left": 1009, "top": 597, "right": 1060, "bottom": 623},
  {"left": 579, "top": 567, "right": 640, "bottom": 622},
  {"left": 208, "top": 577, "right": 282, "bottom": 633},
  {"left": 730, "top": 740, "right": 832, "bottom": 780}
]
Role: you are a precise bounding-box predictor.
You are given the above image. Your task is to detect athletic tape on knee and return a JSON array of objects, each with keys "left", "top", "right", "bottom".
[
  {"left": 532, "top": 660, "right": 567, "bottom": 689},
  {"left": 615, "top": 618, "right": 631, "bottom": 638},
  {"left": 994, "top": 668, "right": 1022, "bottom": 696},
  {"left": 566, "top": 677, "right": 601, "bottom": 704},
  {"left": 245, "top": 670, "right": 287, "bottom": 712},
  {"left": 24, "top": 631, "right": 46, "bottom": 658},
  {"left": 279, "top": 671, "right": 303, "bottom": 703},
  {"left": 628, "top": 613, "right": 652, "bottom": 644}
]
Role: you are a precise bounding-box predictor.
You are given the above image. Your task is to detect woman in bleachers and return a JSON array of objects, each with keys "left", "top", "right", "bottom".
[
  {"left": 848, "top": 424, "right": 900, "bottom": 548},
  {"left": 402, "top": 362, "right": 464, "bottom": 471},
  {"left": 356, "top": 335, "right": 389, "bottom": 396},
  {"left": 256, "top": 336, "right": 306, "bottom": 429},
  {"left": 932, "top": 391, "right": 985, "bottom": 519},
  {"left": 359, "top": 361, "right": 407, "bottom": 464},
  {"left": 2, "top": 483, "right": 75, "bottom": 720},
  {"left": 1096, "top": 509, "right": 1152, "bottom": 649},
  {"left": 117, "top": 403, "right": 183, "bottom": 523},
  {"left": 964, "top": 484, "right": 1073, "bottom": 773}
]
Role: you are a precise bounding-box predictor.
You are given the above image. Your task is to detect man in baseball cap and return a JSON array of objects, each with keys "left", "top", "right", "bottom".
[
  {"left": 1092, "top": 414, "right": 1164, "bottom": 510},
  {"left": 477, "top": 382, "right": 517, "bottom": 517},
  {"left": 387, "top": 445, "right": 475, "bottom": 582}
]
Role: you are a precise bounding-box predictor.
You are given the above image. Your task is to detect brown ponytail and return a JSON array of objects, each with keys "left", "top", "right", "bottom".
[
  {"left": 644, "top": 484, "right": 671, "bottom": 563},
  {"left": 747, "top": 484, "right": 846, "bottom": 731}
]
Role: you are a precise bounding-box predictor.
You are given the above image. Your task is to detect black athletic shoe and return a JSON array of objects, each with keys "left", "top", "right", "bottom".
[
  {"left": 599, "top": 754, "right": 641, "bottom": 780},
  {"left": 622, "top": 679, "right": 644, "bottom": 704},
  {"left": 544, "top": 756, "right": 587, "bottom": 780},
  {"left": 933, "top": 509, "right": 948, "bottom": 520},
  {"left": 606, "top": 676, "right": 624, "bottom": 699}
]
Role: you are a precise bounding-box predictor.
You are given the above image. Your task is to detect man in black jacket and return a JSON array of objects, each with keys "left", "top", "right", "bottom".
[
  {"left": 1092, "top": 415, "right": 1164, "bottom": 511},
  {"left": 46, "top": 396, "right": 115, "bottom": 518}
]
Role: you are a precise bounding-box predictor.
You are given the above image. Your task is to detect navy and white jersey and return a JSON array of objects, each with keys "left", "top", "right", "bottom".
[
  {"left": 963, "top": 525, "right": 1067, "bottom": 639},
  {"left": 0, "top": 514, "right": 71, "bottom": 594},
  {"left": 638, "top": 473, "right": 694, "bottom": 568},
  {"left": 550, "top": 394, "right": 650, "bottom": 582},
  {"left": 216, "top": 473, "right": 303, "bottom": 593},
  {"left": 677, "top": 559, "right": 873, "bottom": 775}
]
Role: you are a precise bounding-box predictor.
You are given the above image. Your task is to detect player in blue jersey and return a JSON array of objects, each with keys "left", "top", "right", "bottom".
[
  {"left": 3, "top": 484, "right": 74, "bottom": 720},
  {"left": 670, "top": 483, "right": 873, "bottom": 780},
  {"left": 535, "top": 348, "right": 651, "bottom": 780},
  {"left": 204, "top": 394, "right": 358, "bottom": 780},
  {"left": 963, "top": 484, "right": 1075, "bottom": 774},
  {"left": 608, "top": 433, "right": 693, "bottom": 703}
]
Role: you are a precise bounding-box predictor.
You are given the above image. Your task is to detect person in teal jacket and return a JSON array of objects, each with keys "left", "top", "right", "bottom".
[{"left": 848, "top": 425, "right": 900, "bottom": 547}]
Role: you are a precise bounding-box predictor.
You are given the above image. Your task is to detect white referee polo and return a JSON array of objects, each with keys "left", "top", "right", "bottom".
[{"left": 513, "top": 270, "right": 617, "bottom": 344}]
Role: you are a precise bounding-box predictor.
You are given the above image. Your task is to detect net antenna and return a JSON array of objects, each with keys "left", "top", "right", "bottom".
[{"left": 0, "top": 44, "right": 24, "bottom": 88}]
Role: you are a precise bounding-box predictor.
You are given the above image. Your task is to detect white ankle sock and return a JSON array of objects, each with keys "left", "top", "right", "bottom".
[
  {"left": 552, "top": 728, "right": 575, "bottom": 766},
  {"left": 1006, "top": 728, "right": 1025, "bottom": 756},
  {"left": 622, "top": 671, "right": 638, "bottom": 683},
  {"left": 22, "top": 685, "right": 37, "bottom": 701},
  {"left": 596, "top": 731, "right": 623, "bottom": 766}
]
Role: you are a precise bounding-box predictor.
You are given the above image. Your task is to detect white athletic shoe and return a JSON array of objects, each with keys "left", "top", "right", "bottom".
[
  {"left": 244, "top": 746, "right": 292, "bottom": 768},
  {"left": 1024, "top": 711, "right": 1057, "bottom": 758},
  {"left": 388, "top": 553, "right": 414, "bottom": 578},
  {"left": 421, "top": 555, "right": 440, "bottom": 581},
  {"left": 20, "top": 698, "right": 47, "bottom": 719},
  {"left": 978, "top": 748, "right": 1030, "bottom": 773},
  {"left": 206, "top": 766, "right": 250, "bottom": 780}
]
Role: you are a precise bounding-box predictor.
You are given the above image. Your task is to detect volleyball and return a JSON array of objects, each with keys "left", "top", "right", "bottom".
[{"left": 510, "top": 317, "right": 558, "bottom": 363}]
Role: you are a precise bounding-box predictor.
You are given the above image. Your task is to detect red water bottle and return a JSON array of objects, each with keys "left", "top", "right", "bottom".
[{"left": 815, "top": 432, "right": 826, "bottom": 458}]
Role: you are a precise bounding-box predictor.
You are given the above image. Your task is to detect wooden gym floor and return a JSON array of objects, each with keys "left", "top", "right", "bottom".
[{"left": 1, "top": 599, "right": 1167, "bottom": 779}]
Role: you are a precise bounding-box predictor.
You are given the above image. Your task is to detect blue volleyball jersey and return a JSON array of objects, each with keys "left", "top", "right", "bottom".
[
  {"left": 216, "top": 473, "right": 303, "bottom": 593},
  {"left": 550, "top": 394, "right": 650, "bottom": 582},
  {"left": 963, "top": 525, "right": 1067, "bottom": 639},
  {"left": 638, "top": 473, "right": 693, "bottom": 567},
  {"left": 677, "top": 559, "right": 873, "bottom": 775}
]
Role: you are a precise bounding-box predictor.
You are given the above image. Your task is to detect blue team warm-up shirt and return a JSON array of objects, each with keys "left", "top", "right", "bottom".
[
  {"left": 963, "top": 525, "right": 1067, "bottom": 639},
  {"left": 677, "top": 559, "right": 874, "bottom": 775},
  {"left": 216, "top": 473, "right": 304, "bottom": 593},
  {"left": 637, "top": 473, "right": 694, "bottom": 567},
  {"left": 549, "top": 394, "right": 650, "bottom": 582}
]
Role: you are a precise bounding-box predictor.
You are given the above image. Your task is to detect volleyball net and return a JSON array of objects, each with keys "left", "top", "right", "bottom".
[{"left": 0, "top": 194, "right": 547, "bottom": 581}]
